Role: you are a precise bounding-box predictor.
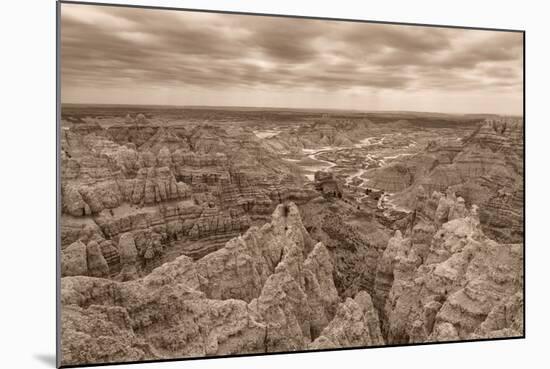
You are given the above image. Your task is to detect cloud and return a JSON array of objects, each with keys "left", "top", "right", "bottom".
[{"left": 60, "top": 3, "right": 523, "bottom": 114}]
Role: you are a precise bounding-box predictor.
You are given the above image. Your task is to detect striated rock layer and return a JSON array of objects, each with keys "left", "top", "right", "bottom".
[
  {"left": 61, "top": 121, "right": 318, "bottom": 276},
  {"left": 373, "top": 191, "right": 523, "bottom": 343},
  {"left": 60, "top": 203, "right": 384, "bottom": 366},
  {"left": 367, "top": 118, "right": 524, "bottom": 243}
]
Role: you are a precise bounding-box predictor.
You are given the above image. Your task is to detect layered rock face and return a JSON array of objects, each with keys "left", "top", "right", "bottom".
[
  {"left": 366, "top": 163, "right": 414, "bottom": 192},
  {"left": 373, "top": 192, "right": 523, "bottom": 344},
  {"left": 60, "top": 203, "right": 384, "bottom": 366},
  {"left": 367, "top": 118, "right": 524, "bottom": 243},
  {"left": 61, "top": 119, "right": 317, "bottom": 277},
  {"left": 61, "top": 126, "right": 309, "bottom": 218},
  {"left": 263, "top": 118, "right": 373, "bottom": 153}
]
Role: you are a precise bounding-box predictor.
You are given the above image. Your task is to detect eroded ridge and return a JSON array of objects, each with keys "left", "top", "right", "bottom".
[{"left": 60, "top": 203, "right": 382, "bottom": 366}]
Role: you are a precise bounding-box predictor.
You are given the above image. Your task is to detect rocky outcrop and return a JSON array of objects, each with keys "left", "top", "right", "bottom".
[
  {"left": 194, "top": 202, "right": 312, "bottom": 302},
  {"left": 61, "top": 241, "right": 88, "bottom": 277},
  {"left": 86, "top": 241, "right": 109, "bottom": 278},
  {"left": 61, "top": 239, "right": 111, "bottom": 278},
  {"left": 466, "top": 118, "right": 523, "bottom": 162},
  {"left": 99, "top": 240, "right": 120, "bottom": 274},
  {"left": 366, "top": 163, "right": 414, "bottom": 193},
  {"left": 61, "top": 174, "right": 315, "bottom": 278},
  {"left": 373, "top": 229, "right": 408, "bottom": 335},
  {"left": 314, "top": 171, "right": 342, "bottom": 199},
  {"left": 60, "top": 120, "right": 317, "bottom": 267},
  {"left": 371, "top": 117, "right": 524, "bottom": 243},
  {"left": 118, "top": 232, "right": 139, "bottom": 281},
  {"left": 60, "top": 203, "right": 382, "bottom": 366},
  {"left": 263, "top": 118, "right": 373, "bottom": 153},
  {"left": 425, "top": 139, "right": 463, "bottom": 163},
  {"left": 61, "top": 258, "right": 248, "bottom": 364},
  {"left": 470, "top": 292, "right": 523, "bottom": 339},
  {"left": 375, "top": 205, "right": 523, "bottom": 344},
  {"left": 62, "top": 166, "right": 191, "bottom": 216},
  {"left": 309, "top": 291, "right": 384, "bottom": 349}
]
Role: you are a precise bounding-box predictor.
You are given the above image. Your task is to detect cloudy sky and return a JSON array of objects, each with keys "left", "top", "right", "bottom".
[{"left": 60, "top": 3, "right": 523, "bottom": 115}]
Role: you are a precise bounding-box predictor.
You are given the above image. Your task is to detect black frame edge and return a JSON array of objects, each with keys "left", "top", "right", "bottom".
[
  {"left": 57, "top": 0, "right": 525, "bottom": 33},
  {"left": 522, "top": 30, "right": 526, "bottom": 339},
  {"left": 58, "top": 336, "right": 525, "bottom": 369},
  {"left": 56, "top": 1, "right": 62, "bottom": 368}
]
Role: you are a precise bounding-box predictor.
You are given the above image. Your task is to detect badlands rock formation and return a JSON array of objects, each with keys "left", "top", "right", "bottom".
[
  {"left": 60, "top": 203, "right": 383, "bottom": 366},
  {"left": 366, "top": 163, "right": 414, "bottom": 193},
  {"left": 263, "top": 118, "right": 373, "bottom": 153},
  {"left": 60, "top": 109, "right": 523, "bottom": 366},
  {"left": 367, "top": 118, "right": 524, "bottom": 243},
  {"left": 373, "top": 188, "right": 523, "bottom": 343},
  {"left": 61, "top": 118, "right": 317, "bottom": 278},
  {"left": 309, "top": 291, "right": 384, "bottom": 349},
  {"left": 61, "top": 195, "right": 521, "bottom": 366}
]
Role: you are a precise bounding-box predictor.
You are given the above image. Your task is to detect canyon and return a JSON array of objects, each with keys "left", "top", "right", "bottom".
[{"left": 59, "top": 106, "right": 524, "bottom": 366}]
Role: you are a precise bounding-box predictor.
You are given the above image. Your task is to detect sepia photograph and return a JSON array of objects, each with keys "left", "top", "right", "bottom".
[{"left": 58, "top": 1, "right": 524, "bottom": 367}]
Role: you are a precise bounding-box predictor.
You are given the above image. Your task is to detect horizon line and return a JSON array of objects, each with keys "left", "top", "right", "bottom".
[{"left": 60, "top": 102, "right": 522, "bottom": 117}]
